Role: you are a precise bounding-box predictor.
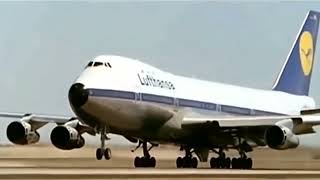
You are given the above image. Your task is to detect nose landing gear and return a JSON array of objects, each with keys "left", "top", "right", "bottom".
[{"left": 95, "top": 127, "right": 111, "bottom": 160}]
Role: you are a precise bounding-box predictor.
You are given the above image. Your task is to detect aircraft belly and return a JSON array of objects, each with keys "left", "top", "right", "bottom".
[
  {"left": 82, "top": 96, "right": 144, "bottom": 130},
  {"left": 79, "top": 96, "right": 174, "bottom": 138}
]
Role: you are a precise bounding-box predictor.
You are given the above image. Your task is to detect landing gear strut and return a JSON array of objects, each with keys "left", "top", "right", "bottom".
[
  {"left": 176, "top": 147, "right": 198, "bottom": 168},
  {"left": 95, "top": 127, "right": 111, "bottom": 160},
  {"left": 133, "top": 141, "right": 156, "bottom": 168}
]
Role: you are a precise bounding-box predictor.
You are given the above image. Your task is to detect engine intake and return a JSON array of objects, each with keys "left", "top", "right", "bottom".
[
  {"left": 50, "top": 125, "right": 85, "bottom": 150},
  {"left": 6, "top": 121, "right": 40, "bottom": 145},
  {"left": 265, "top": 125, "right": 299, "bottom": 150}
]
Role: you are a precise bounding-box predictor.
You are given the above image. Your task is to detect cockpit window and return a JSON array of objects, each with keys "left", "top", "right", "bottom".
[
  {"left": 86, "top": 61, "right": 112, "bottom": 69},
  {"left": 93, "top": 62, "right": 104, "bottom": 67},
  {"left": 86, "top": 61, "right": 93, "bottom": 67}
]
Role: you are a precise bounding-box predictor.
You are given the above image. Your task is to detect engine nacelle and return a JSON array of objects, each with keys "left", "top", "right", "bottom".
[
  {"left": 6, "top": 121, "right": 40, "bottom": 145},
  {"left": 265, "top": 125, "right": 299, "bottom": 150},
  {"left": 50, "top": 125, "right": 85, "bottom": 150}
]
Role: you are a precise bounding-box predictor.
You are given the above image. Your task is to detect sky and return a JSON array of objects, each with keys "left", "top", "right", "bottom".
[{"left": 0, "top": 1, "right": 320, "bottom": 147}]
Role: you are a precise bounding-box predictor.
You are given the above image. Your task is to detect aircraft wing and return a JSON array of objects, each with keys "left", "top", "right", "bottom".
[
  {"left": 182, "top": 114, "right": 320, "bottom": 134},
  {"left": 183, "top": 115, "right": 288, "bottom": 127},
  {"left": 0, "top": 112, "right": 72, "bottom": 124}
]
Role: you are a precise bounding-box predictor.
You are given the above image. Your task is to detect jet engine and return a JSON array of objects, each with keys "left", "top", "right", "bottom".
[
  {"left": 265, "top": 125, "right": 299, "bottom": 150},
  {"left": 50, "top": 125, "right": 85, "bottom": 150},
  {"left": 6, "top": 121, "right": 40, "bottom": 145}
]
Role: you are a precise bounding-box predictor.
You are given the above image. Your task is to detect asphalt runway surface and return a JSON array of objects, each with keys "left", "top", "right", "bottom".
[{"left": 1, "top": 145, "right": 320, "bottom": 179}]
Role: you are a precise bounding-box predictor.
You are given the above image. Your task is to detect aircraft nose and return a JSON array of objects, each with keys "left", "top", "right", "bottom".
[{"left": 68, "top": 83, "right": 89, "bottom": 108}]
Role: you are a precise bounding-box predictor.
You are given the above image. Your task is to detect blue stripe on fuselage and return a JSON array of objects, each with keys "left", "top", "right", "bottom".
[{"left": 88, "top": 88, "right": 283, "bottom": 116}]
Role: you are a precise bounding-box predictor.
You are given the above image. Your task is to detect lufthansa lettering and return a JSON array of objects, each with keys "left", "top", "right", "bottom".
[{"left": 137, "top": 73, "right": 175, "bottom": 90}]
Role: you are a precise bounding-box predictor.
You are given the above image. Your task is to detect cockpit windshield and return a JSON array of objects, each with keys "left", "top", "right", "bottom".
[
  {"left": 93, "top": 62, "right": 103, "bottom": 67},
  {"left": 86, "top": 61, "right": 93, "bottom": 67},
  {"left": 86, "top": 61, "right": 104, "bottom": 67},
  {"left": 85, "top": 61, "right": 112, "bottom": 69}
]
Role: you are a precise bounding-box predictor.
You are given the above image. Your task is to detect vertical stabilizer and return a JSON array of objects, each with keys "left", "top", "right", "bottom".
[{"left": 273, "top": 11, "right": 320, "bottom": 96}]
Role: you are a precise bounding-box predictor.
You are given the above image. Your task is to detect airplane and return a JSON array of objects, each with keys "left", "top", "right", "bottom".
[{"left": 1, "top": 10, "right": 320, "bottom": 169}]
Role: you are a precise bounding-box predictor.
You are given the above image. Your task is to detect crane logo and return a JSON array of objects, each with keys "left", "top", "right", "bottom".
[{"left": 299, "top": 31, "right": 314, "bottom": 76}]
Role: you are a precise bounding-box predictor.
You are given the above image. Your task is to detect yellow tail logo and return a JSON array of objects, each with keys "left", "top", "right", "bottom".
[{"left": 299, "top": 31, "right": 314, "bottom": 76}]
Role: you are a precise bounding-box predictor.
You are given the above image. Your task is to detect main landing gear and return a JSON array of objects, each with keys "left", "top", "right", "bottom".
[
  {"left": 210, "top": 150, "right": 231, "bottom": 169},
  {"left": 230, "top": 151, "right": 252, "bottom": 169},
  {"left": 95, "top": 127, "right": 112, "bottom": 160},
  {"left": 176, "top": 147, "right": 198, "bottom": 168},
  {"left": 209, "top": 149, "right": 252, "bottom": 169},
  {"left": 133, "top": 141, "right": 157, "bottom": 168}
]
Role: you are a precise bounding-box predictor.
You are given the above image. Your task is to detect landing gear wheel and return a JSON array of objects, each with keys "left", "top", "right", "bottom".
[
  {"left": 104, "top": 148, "right": 112, "bottom": 160},
  {"left": 176, "top": 156, "right": 198, "bottom": 168},
  {"left": 133, "top": 141, "right": 157, "bottom": 168},
  {"left": 141, "top": 157, "right": 147, "bottom": 167},
  {"left": 217, "top": 157, "right": 223, "bottom": 168},
  {"left": 182, "top": 157, "right": 189, "bottom": 168},
  {"left": 225, "top": 157, "right": 231, "bottom": 169},
  {"left": 176, "top": 157, "right": 183, "bottom": 168},
  {"left": 150, "top": 157, "right": 156, "bottom": 167},
  {"left": 231, "top": 157, "right": 252, "bottom": 169},
  {"left": 96, "top": 148, "right": 103, "bottom": 160},
  {"left": 134, "top": 157, "right": 141, "bottom": 167},
  {"left": 191, "top": 157, "right": 198, "bottom": 168},
  {"left": 245, "top": 158, "right": 252, "bottom": 169},
  {"left": 210, "top": 157, "right": 217, "bottom": 168},
  {"left": 134, "top": 156, "right": 156, "bottom": 168},
  {"left": 232, "top": 158, "right": 239, "bottom": 169}
]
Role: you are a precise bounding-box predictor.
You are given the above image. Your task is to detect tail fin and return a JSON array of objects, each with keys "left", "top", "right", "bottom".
[{"left": 273, "top": 10, "right": 320, "bottom": 96}]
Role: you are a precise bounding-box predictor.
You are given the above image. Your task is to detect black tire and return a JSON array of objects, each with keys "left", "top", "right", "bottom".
[
  {"left": 216, "top": 157, "right": 223, "bottom": 168},
  {"left": 182, "top": 157, "right": 191, "bottom": 168},
  {"left": 239, "top": 158, "right": 245, "bottom": 169},
  {"left": 104, "top": 148, "right": 111, "bottom": 160},
  {"left": 231, "top": 158, "right": 237, "bottom": 169},
  {"left": 96, "top": 148, "right": 103, "bottom": 160},
  {"left": 141, "top": 157, "right": 147, "bottom": 167},
  {"left": 176, "top": 157, "right": 183, "bottom": 168},
  {"left": 210, "top": 157, "right": 217, "bottom": 168},
  {"left": 191, "top": 157, "right": 198, "bottom": 168},
  {"left": 134, "top": 156, "right": 141, "bottom": 167},
  {"left": 225, "top": 157, "right": 231, "bottom": 169},
  {"left": 246, "top": 158, "right": 253, "bottom": 169},
  {"left": 150, "top": 157, "right": 156, "bottom": 168}
]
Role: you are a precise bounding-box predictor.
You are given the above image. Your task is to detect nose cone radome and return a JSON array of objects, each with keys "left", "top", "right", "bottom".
[{"left": 68, "top": 83, "right": 89, "bottom": 108}]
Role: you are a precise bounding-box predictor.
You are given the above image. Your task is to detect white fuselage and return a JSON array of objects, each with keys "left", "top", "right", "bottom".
[{"left": 72, "top": 55, "right": 315, "bottom": 140}]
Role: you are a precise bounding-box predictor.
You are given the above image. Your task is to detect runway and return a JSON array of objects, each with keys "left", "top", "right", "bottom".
[
  {"left": 2, "top": 168, "right": 320, "bottom": 179},
  {"left": 1, "top": 145, "right": 320, "bottom": 179}
]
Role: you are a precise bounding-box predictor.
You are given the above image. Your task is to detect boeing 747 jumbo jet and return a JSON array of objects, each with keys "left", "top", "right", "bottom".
[{"left": 1, "top": 11, "right": 320, "bottom": 169}]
